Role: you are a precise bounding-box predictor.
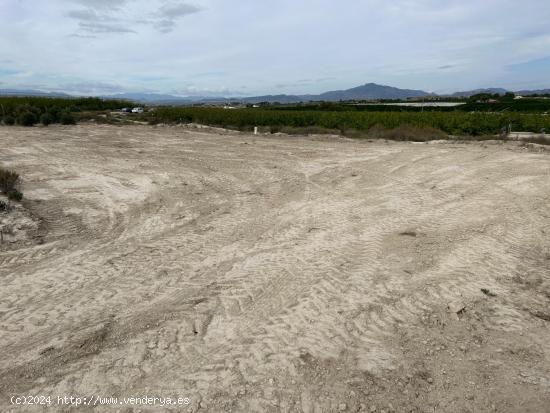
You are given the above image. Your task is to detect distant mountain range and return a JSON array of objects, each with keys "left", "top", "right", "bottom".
[
  {"left": 449, "top": 87, "right": 550, "bottom": 98},
  {"left": 2, "top": 83, "right": 550, "bottom": 104},
  {"left": 0, "top": 88, "right": 70, "bottom": 98},
  {"left": 109, "top": 92, "right": 195, "bottom": 104},
  {"left": 104, "top": 84, "right": 550, "bottom": 103},
  {"left": 450, "top": 88, "right": 509, "bottom": 97},
  {"left": 310, "top": 83, "right": 431, "bottom": 101},
  {"left": 515, "top": 88, "right": 550, "bottom": 95},
  {"left": 110, "top": 83, "right": 435, "bottom": 104}
]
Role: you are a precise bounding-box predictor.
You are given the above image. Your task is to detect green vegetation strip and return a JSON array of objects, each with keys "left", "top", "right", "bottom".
[
  {"left": 151, "top": 107, "right": 550, "bottom": 136},
  {"left": 0, "top": 97, "right": 132, "bottom": 126}
]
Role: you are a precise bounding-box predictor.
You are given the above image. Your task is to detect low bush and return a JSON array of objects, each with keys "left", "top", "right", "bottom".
[
  {"left": 40, "top": 113, "right": 54, "bottom": 126},
  {"left": 18, "top": 111, "right": 37, "bottom": 126},
  {"left": 6, "top": 188, "right": 23, "bottom": 201},
  {"left": 60, "top": 112, "right": 76, "bottom": 125},
  {"left": 0, "top": 169, "right": 19, "bottom": 192},
  {"left": 2, "top": 115, "right": 15, "bottom": 125},
  {"left": 0, "top": 199, "right": 8, "bottom": 212},
  {"left": 0, "top": 168, "right": 23, "bottom": 201}
]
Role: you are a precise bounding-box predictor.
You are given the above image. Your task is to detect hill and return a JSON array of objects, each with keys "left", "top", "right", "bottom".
[
  {"left": 450, "top": 88, "right": 508, "bottom": 98},
  {"left": 3, "top": 84, "right": 550, "bottom": 104}
]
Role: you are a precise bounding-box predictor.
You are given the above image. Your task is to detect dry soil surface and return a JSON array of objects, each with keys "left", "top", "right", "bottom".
[{"left": 1, "top": 124, "right": 549, "bottom": 413}]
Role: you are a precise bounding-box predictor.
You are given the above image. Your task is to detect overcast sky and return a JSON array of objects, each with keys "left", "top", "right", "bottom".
[{"left": 1, "top": 0, "right": 550, "bottom": 96}]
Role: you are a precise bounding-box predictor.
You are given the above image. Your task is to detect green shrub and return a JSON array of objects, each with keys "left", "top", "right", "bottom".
[
  {"left": 2, "top": 115, "right": 15, "bottom": 125},
  {"left": 40, "top": 113, "right": 54, "bottom": 126},
  {"left": 60, "top": 112, "right": 76, "bottom": 125},
  {"left": 18, "top": 111, "right": 37, "bottom": 126},
  {"left": 0, "top": 199, "right": 8, "bottom": 211},
  {"left": 6, "top": 188, "right": 23, "bottom": 201},
  {"left": 0, "top": 169, "right": 19, "bottom": 191},
  {"left": 0, "top": 168, "right": 22, "bottom": 201},
  {"left": 47, "top": 108, "right": 61, "bottom": 123}
]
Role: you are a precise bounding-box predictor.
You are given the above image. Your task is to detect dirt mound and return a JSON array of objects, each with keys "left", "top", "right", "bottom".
[{"left": 0, "top": 196, "right": 41, "bottom": 247}]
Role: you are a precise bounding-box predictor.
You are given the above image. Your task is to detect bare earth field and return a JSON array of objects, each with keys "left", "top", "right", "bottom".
[{"left": 1, "top": 124, "right": 549, "bottom": 412}]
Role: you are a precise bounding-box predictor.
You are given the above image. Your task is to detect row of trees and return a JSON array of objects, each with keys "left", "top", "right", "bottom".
[
  {"left": 150, "top": 107, "right": 550, "bottom": 136},
  {"left": 1, "top": 107, "right": 75, "bottom": 126},
  {"left": 271, "top": 98, "right": 550, "bottom": 114},
  {"left": 0, "top": 96, "right": 134, "bottom": 127},
  {"left": 0, "top": 96, "right": 132, "bottom": 114}
]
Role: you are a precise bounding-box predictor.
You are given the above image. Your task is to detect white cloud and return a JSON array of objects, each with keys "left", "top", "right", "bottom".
[
  {"left": 65, "top": 0, "right": 202, "bottom": 35},
  {"left": 78, "top": 22, "right": 136, "bottom": 34},
  {"left": 157, "top": 2, "right": 201, "bottom": 18},
  {"left": 68, "top": 0, "right": 129, "bottom": 10}
]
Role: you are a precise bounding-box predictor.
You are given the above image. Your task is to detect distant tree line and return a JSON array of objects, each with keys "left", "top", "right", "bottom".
[
  {"left": 149, "top": 107, "right": 550, "bottom": 136},
  {"left": 0, "top": 97, "right": 133, "bottom": 127},
  {"left": 264, "top": 103, "right": 459, "bottom": 112},
  {"left": 262, "top": 96, "right": 550, "bottom": 114}
]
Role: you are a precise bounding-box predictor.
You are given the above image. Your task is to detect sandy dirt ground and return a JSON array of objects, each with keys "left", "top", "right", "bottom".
[{"left": 1, "top": 124, "right": 549, "bottom": 412}]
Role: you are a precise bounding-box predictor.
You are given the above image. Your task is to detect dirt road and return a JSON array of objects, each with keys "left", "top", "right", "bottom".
[{"left": 1, "top": 124, "right": 549, "bottom": 412}]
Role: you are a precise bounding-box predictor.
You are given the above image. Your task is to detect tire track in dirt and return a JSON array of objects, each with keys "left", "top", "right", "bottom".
[{"left": 1, "top": 125, "right": 549, "bottom": 412}]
